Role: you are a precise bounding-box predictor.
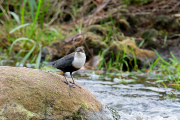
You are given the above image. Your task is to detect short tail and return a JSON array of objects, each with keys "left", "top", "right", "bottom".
[{"left": 44, "top": 61, "right": 55, "bottom": 66}]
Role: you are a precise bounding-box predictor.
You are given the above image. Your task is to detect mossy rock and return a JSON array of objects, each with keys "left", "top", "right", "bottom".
[
  {"left": 104, "top": 38, "right": 157, "bottom": 70},
  {"left": 85, "top": 25, "right": 107, "bottom": 36},
  {"left": 118, "top": 18, "right": 131, "bottom": 31},
  {"left": 141, "top": 28, "right": 160, "bottom": 48},
  {"left": 154, "top": 15, "right": 180, "bottom": 33},
  {"left": 154, "top": 15, "right": 172, "bottom": 30},
  {"left": 0, "top": 66, "right": 113, "bottom": 120},
  {"left": 84, "top": 32, "right": 107, "bottom": 57}
]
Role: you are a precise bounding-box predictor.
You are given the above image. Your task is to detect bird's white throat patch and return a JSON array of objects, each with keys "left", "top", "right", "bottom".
[{"left": 72, "top": 52, "right": 86, "bottom": 69}]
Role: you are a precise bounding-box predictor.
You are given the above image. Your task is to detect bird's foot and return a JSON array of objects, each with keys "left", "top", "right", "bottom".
[
  {"left": 70, "top": 82, "right": 81, "bottom": 88},
  {"left": 64, "top": 81, "right": 75, "bottom": 88}
]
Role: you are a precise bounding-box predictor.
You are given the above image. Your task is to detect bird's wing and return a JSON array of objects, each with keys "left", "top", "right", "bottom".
[
  {"left": 53, "top": 52, "right": 75, "bottom": 69},
  {"left": 44, "top": 61, "right": 56, "bottom": 66}
]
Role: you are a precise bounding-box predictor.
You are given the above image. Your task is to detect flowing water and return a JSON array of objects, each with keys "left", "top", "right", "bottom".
[
  {"left": 72, "top": 71, "right": 180, "bottom": 120},
  {"left": 1, "top": 56, "right": 180, "bottom": 120}
]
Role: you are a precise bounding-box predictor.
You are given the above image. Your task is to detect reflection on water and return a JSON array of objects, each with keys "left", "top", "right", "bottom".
[{"left": 73, "top": 71, "right": 180, "bottom": 120}]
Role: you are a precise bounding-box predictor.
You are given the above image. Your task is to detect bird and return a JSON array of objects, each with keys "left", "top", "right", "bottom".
[{"left": 45, "top": 47, "right": 86, "bottom": 88}]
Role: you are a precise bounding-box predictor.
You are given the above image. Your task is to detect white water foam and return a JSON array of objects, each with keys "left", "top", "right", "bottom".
[{"left": 118, "top": 111, "right": 180, "bottom": 120}]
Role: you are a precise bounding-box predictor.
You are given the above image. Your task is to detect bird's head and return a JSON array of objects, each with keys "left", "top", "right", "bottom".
[
  {"left": 76, "top": 47, "right": 85, "bottom": 53},
  {"left": 75, "top": 47, "right": 86, "bottom": 58}
]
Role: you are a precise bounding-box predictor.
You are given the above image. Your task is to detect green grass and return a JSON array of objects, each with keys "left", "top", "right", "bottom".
[
  {"left": 98, "top": 47, "right": 130, "bottom": 72},
  {"left": 0, "top": 0, "right": 68, "bottom": 69},
  {"left": 148, "top": 51, "right": 180, "bottom": 90},
  {"left": 1, "top": 13, "right": 64, "bottom": 68},
  {"left": 5, "top": 21, "right": 64, "bottom": 66},
  {"left": 97, "top": 39, "right": 180, "bottom": 90},
  {"left": 0, "top": 0, "right": 180, "bottom": 91},
  {"left": 122, "top": 0, "right": 149, "bottom": 6},
  {"left": 0, "top": 0, "right": 83, "bottom": 69}
]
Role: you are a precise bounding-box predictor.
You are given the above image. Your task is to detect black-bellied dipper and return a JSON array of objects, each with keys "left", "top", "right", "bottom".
[{"left": 45, "top": 47, "right": 86, "bottom": 88}]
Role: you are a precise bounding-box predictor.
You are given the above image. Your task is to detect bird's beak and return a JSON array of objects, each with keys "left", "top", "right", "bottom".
[{"left": 76, "top": 49, "right": 80, "bottom": 52}]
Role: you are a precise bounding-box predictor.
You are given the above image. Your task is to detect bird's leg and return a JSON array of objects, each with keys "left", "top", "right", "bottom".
[
  {"left": 63, "top": 73, "right": 75, "bottom": 88},
  {"left": 70, "top": 72, "right": 81, "bottom": 88}
]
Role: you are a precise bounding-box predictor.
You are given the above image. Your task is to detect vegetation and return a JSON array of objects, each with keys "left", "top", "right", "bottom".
[
  {"left": 149, "top": 52, "right": 180, "bottom": 89},
  {"left": 0, "top": 0, "right": 180, "bottom": 90},
  {"left": 122, "top": 0, "right": 150, "bottom": 6}
]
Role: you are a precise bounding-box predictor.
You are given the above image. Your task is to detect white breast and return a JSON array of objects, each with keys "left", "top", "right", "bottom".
[{"left": 72, "top": 52, "right": 86, "bottom": 69}]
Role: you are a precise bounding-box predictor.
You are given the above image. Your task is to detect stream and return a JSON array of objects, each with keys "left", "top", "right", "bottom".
[
  {"left": 1, "top": 56, "right": 180, "bottom": 120},
  {"left": 72, "top": 70, "right": 180, "bottom": 120}
]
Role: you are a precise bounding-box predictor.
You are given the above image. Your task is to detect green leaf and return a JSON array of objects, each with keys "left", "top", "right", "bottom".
[
  {"left": 18, "top": 43, "right": 36, "bottom": 66},
  {"left": 21, "top": 0, "right": 28, "bottom": 24},
  {"left": 0, "top": 12, "right": 5, "bottom": 16},
  {"left": 170, "top": 52, "right": 178, "bottom": 62},
  {"left": 154, "top": 50, "right": 170, "bottom": 66},
  {"left": 163, "top": 32, "right": 168, "bottom": 47},
  {"left": 9, "top": 11, "right": 20, "bottom": 24},
  {"left": 49, "top": 28, "right": 58, "bottom": 34},
  {"left": 28, "top": 0, "right": 42, "bottom": 38},
  {"left": 28, "top": 0, "right": 37, "bottom": 21},
  {"left": 9, "top": 23, "right": 30, "bottom": 34},
  {"left": 138, "top": 39, "right": 145, "bottom": 48},
  {"left": 9, "top": 37, "right": 34, "bottom": 55},
  {"left": 35, "top": 43, "right": 42, "bottom": 69},
  {"left": 33, "top": 0, "right": 42, "bottom": 25}
]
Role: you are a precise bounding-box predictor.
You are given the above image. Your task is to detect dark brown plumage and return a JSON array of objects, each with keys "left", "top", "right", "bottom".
[{"left": 45, "top": 47, "right": 86, "bottom": 88}]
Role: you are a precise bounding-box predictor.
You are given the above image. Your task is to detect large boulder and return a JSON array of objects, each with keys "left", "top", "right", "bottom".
[{"left": 0, "top": 66, "right": 110, "bottom": 120}]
